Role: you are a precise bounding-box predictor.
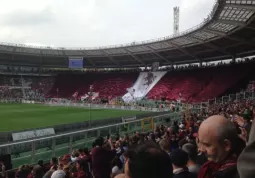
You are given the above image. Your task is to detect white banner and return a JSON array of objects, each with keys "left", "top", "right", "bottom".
[
  {"left": 12, "top": 128, "right": 55, "bottom": 141},
  {"left": 122, "top": 71, "right": 167, "bottom": 103},
  {"left": 81, "top": 94, "right": 89, "bottom": 101}
]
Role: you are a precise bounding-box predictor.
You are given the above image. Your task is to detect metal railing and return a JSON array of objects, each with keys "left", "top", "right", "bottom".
[
  {"left": 192, "top": 89, "right": 255, "bottom": 112},
  {"left": 47, "top": 101, "right": 174, "bottom": 112},
  {"left": 0, "top": 112, "right": 181, "bottom": 168}
]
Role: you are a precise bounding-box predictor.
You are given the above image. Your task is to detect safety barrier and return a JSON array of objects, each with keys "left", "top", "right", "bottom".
[{"left": 0, "top": 112, "right": 181, "bottom": 168}]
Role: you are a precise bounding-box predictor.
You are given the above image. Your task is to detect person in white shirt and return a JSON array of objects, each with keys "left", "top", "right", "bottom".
[{"left": 111, "top": 156, "right": 123, "bottom": 178}]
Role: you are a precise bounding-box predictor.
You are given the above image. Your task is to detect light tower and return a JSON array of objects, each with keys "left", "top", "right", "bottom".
[{"left": 173, "top": 7, "right": 180, "bottom": 35}]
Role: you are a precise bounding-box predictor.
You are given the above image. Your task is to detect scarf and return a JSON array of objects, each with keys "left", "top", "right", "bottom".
[{"left": 198, "top": 155, "right": 237, "bottom": 178}]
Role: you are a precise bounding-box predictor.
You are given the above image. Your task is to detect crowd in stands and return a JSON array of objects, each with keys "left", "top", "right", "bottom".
[
  {"left": 0, "top": 98, "right": 251, "bottom": 178},
  {"left": 0, "top": 58, "right": 255, "bottom": 178},
  {"left": 0, "top": 76, "right": 54, "bottom": 101},
  {"left": 0, "top": 57, "right": 255, "bottom": 104}
]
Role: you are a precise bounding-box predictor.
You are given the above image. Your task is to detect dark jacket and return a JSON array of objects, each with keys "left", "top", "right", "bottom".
[
  {"left": 237, "top": 119, "right": 255, "bottom": 178},
  {"left": 215, "top": 165, "right": 239, "bottom": 178},
  {"left": 173, "top": 170, "right": 197, "bottom": 178}
]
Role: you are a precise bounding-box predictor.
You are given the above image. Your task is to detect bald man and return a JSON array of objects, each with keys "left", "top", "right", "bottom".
[{"left": 197, "top": 115, "right": 243, "bottom": 178}]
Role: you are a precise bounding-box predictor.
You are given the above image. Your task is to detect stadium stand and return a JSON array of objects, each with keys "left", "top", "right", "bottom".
[
  {"left": 48, "top": 72, "right": 139, "bottom": 99},
  {"left": 0, "top": 75, "right": 54, "bottom": 100},
  {"left": 148, "top": 61, "right": 255, "bottom": 102},
  {"left": 1, "top": 0, "right": 255, "bottom": 178},
  {"left": 1, "top": 60, "right": 255, "bottom": 103},
  {"left": 0, "top": 99, "right": 253, "bottom": 178}
]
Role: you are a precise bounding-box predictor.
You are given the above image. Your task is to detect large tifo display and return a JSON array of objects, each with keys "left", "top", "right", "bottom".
[
  {"left": 122, "top": 71, "right": 167, "bottom": 103},
  {"left": 69, "top": 57, "right": 84, "bottom": 68}
]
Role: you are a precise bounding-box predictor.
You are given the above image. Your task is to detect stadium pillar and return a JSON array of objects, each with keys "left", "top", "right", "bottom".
[
  {"left": 171, "top": 61, "right": 174, "bottom": 70},
  {"left": 232, "top": 55, "right": 236, "bottom": 63},
  {"left": 89, "top": 103, "right": 91, "bottom": 126},
  {"left": 89, "top": 85, "right": 93, "bottom": 126},
  {"left": 199, "top": 60, "right": 202, "bottom": 67},
  {"left": 69, "top": 135, "right": 73, "bottom": 153},
  {"left": 52, "top": 138, "right": 56, "bottom": 157}
]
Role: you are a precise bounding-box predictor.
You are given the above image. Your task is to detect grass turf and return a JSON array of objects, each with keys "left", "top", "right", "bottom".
[{"left": 0, "top": 103, "right": 144, "bottom": 132}]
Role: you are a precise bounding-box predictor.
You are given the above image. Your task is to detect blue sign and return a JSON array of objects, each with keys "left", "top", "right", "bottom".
[{"left": 69, "top": 58, "right": 83, "bottom": 68}]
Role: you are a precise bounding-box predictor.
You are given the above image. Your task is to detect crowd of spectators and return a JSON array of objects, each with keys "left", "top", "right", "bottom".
[
  {"left": 0, "top": 76, "right": 54, "bottom": 101},
  {"left": 0, "top": 98, "right": 251, "bottom": 178},
  {"left": 0, "top": 59, "right": 255, "bottom": 178}
]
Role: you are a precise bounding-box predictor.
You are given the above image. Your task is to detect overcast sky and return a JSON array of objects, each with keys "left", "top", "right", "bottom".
[{"left": 0, "top": 0, "right": 215, "bottom": 48}]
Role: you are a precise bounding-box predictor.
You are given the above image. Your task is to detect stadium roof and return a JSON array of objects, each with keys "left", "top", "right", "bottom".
[{"left": 0, "top": 0, "right": 255, "bottom": 68}]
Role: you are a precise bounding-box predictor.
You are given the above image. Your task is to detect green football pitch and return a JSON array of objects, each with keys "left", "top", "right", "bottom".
[
  {"left": 0, "top": 103, "right": 148, "bottom": 168},
  {"left": 0, "top": 103, "right": 144, "bottom": 132}
]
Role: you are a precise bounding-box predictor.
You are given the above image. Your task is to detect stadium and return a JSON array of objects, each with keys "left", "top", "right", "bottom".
[{"left": 0, "top": 0, "right": 255, "bottom": 177}]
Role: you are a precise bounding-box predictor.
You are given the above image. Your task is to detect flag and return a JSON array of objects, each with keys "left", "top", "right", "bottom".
[
  {"left": 92, "top": 92, "right": 99, "bottom": 100},
  {"left": 72, "top": 91, "right": 78, "bottom": 98},
  {"left": 127, "top": 87, "right": 135, "bottom": 95},
  {"left": 80, "top": 94, "right": 89, "bottom": 101}
]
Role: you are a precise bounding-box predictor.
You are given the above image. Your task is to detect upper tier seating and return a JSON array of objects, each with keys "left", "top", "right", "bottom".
[
  {"left": 1, "top": 61, "right": 255, "bottom": 103},
  {"left": 49, "top": 72, "right": 139, "bottom": 99},
  {"left": 147, "top": 62, "right": 254, "bottom": 102}
]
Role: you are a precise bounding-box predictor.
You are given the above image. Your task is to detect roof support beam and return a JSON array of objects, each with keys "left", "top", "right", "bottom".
[
  {"left": 204, "top": 29, "right": 255, "bottom": 47},
  {"left": 225, "top": 3, "right": 255, "bottom": 11},
  {"left": 245, "top": 26, "right": 255, "bottom": 31},
  {"left": 189, "top": 35, "right": 232, "bottom": 56},
  {"left": 124, "top": 49, "right": 146, "bottom": 65},
  {"left": 80, "top": 51, "right": 97, "bottom": 67},
  {"left": 146, "top": 46, "right": 170, "bottom": 63},
  {"left": 203, "top": 29, "right": 227, "bottom": 36},
  {"left": 217, "top": 19, "right": 245, "bottom": 26},
  {"left": 101, "top": 50, "right": 121, "bottom": 67},
  {"left": 167, "top": 41, "right": 200, "bottom": 61},
  {"left": 203, "top": 55, "right": 231, "bottom": 61}
]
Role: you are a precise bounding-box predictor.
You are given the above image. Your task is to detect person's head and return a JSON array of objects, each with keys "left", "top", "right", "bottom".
[
  {"left": 198, "top": 115, "right": 238, "bottom": 163},
  {"left": 61, "top": 154, "right": 71, "bottom": 165},
  {"left": 76, "top": 158, "right": 88, "bottom": 172},
  {"left": 16, "top": 165, "right": 27, "bottom": 178},
  {"left": 126, "top": 142, "right": 173, "bottom": 178},
  {"left": 71, "top": 150, "right": 79, "bottom": 158},
  {"left": 78, "top": 148, "right": 84, "bottom": 155},
  {"left": 115, "top": 140, "right": 121, "bottom": 148},
  {"left": 83, "top": 147, "right": 89, "bottom": 155},
  {"left": 159, "top": 138, "right": 171, "bottom": 152},
  {"left": 182, "top": 143, "right": 198, "bottom": 163},
  {"left": 37, "top": 160, "right": 43, "bottom": 167},
  {"left": 32, "top": 165, "right": 44, "bottom": 178},
  {"left": 170, "top": 149, "right": 189, "bottom": 169},
  {"left": 178, "top": 138, "right": 188, "bottom": 148},
  {"left": 50, "top": 157, "right": 58, "bottom": 165},
  {"left": 51, "top": 170, "right": 66, "bottom": 178},
  {"left": 18, "top": 165, "right": 25, "bottom": 171},
  {"left": 94, "top": 137, "right": 104, "bottom": 147},
  {"left": 135, "top": 132, "right": 139, "bottom": 137}
]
